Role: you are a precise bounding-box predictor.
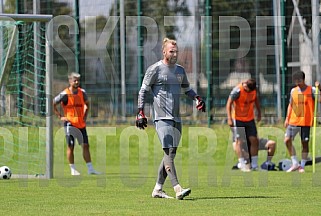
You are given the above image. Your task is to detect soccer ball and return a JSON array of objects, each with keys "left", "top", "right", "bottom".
[
  {"left": 0, "top": 166, "right": 12, "bottom": 180},
  {"left": 278, "top": 159, "right": 292, "bottom": 171}
]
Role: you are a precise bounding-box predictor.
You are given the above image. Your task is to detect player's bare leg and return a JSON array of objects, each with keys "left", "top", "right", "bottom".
[
  {"left": 82, "top": 143, "right": 100, "bottom": 175},
  {"left": 266, "top": 140, "right": 276, "bottom": 162},
  {"left": 261, "top": 140, "right": 277, "bottom": 170},
  {"left": 82, "top": 143, "right": 91, "bottom": 163},
  {"left": 67, "top": 145, "right": 80, "bottom": 175},
  {"left": 235, "top": 139, "right": 250, "bottom": 172},
  {"left": 67, "top": 145, "right": 75, "bottom": 164},
  {"left": 249, "top": 136, "right": 259, "bottom": 170},
  {"left": 284, "top": 136, "right": 300, "bottom": 172},
  {"left": 299, "top": 141, "right": 309, "bottom": 173}
]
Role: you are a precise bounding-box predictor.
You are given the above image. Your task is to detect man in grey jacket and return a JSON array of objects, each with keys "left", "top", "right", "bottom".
[{"left": 136, "top": 38, "right": 205, "bottom": 200}]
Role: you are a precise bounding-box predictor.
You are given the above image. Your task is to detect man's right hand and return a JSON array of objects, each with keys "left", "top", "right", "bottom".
[
  {"left": 61, "top": 117, "right": 68, "bottom": 122},
  {"left": 284, "top": 118, "right": 289, "bottom": 128},
  {"left": 136, "top": 109, "right": 147, "bottom": 129},
  {"left": 227, "top": 118, "right": 233, "bottom": 127}
]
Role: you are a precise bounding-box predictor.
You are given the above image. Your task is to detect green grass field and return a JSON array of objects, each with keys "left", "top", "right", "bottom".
[{"left": 2, "top": 125, "right": 321, "bottom": 215}]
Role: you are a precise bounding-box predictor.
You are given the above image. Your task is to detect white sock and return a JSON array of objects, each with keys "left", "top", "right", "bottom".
[
  {"left": 291, "top": 156, "right": 299, "bottom": 166},
  {"left": 301, "top": 159, "right": 307, "bottom": 168},
  {"left": 86, "top": 162, "right": 93, "bottom": 171},
  {"left": 251, "top": 156, "right": 258, "bottom": 168},
  {"left": 238, "top": 157, "right": 245, "bottom": 165},
  {"left": 154, "top": 183, "right": 163, "bottom": 190},
  {"left": 69, "top": 164, "right": 76, "bottom": 170},
  {"left": 174, "top": 184, "right": 182, "bottom": 193}
]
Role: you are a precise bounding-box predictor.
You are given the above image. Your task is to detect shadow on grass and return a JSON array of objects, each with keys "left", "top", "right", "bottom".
[
  {"left": 105, "top": 173, "right": 155, "bottom": 179},
  {"left": 185, "top": 195, "right": 281, "bottom": 201}
]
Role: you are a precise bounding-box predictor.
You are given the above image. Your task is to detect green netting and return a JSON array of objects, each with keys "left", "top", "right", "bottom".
[
  {"left": 0, "top": 21, "right": 16, "bottom": 86},
  {"left": 0, "top": 21, "right": 47, "bottom": 177}
]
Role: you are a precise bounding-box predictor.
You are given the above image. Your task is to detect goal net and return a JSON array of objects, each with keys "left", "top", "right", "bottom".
[{"left": 0, "top": 14, "right": 53, "bottom": 179}]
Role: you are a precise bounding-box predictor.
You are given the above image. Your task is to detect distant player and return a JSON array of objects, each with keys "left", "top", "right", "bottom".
[
  {"left": 53, "top": 72, "right": 100, "bottom": 176},
  {"left": 226, "top": 78, "right": 261, "bottom": 171},
  {"left": 232, "top": 138, "right": 276, "bottom": 170},
  {"left": 136, "top": 38, "right": 206, "bottom": 200},
  {"left": 284, "top": 71, "right": 319, "bottom": 173}
]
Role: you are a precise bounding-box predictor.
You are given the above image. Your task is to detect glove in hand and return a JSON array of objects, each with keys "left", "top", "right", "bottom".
[
  {"left": 196, "top": 96, "right": 206, "bottom": 112},
  {"left": 136, "top": 110, "right": 147, "bottom": 129}
]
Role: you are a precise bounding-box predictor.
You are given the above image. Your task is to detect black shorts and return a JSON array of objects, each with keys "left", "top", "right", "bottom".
[
  {"left": 231, "top": 119, "right": 258, "bottom": 142},
  {"left": 64, "top": 122, "right": 89, "bottom": 146}
]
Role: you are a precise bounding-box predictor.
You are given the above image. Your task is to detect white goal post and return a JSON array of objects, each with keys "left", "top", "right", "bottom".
[{"left": 0, "top": 13, "right": 53, "bottom": 179}]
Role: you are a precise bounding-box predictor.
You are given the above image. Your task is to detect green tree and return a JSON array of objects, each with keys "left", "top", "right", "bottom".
[
  {"left": 109, "top": 0, "right": 191, "bottom": 40},
  {"left": 141, "top": 0, "right": 191, "bottom": 39},
  {"left": 3, "top": 0, "right": 15, "bottom": 13}
]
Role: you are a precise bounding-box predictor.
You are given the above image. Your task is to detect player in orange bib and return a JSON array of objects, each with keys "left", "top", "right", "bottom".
[
  {"left": 284, "top": 71, "right": 319, "bottom": 173},
  {"left": 226, "top": 78, "right": 261, "bottom": 171},
  {"left": 53, "top": 72, "right": 100, "bottom": 176}
]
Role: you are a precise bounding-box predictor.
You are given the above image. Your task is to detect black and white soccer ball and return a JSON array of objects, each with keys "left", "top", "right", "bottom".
[
  {"left": 0, "top": 166, "right": 12, "bottom": 180},
  {"left": 278, "top": 159, "right": 292, "bottom": 171}
]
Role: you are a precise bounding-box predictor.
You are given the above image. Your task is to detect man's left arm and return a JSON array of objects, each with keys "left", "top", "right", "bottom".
[
  {"left": 83, "top": 91, "right": 89, "bottom": 122},
  {"left": 255, "top": 95, "right": 261, "bottom": 122},
  {"left": 313, "top": 81, "right": 321, "bottom": 102},
  {"left": 182, "top": 74, "right": 206, "bottom": 112}
]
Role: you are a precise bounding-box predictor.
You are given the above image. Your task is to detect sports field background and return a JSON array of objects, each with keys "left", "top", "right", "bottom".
[
  {"left": 1, "top": 1, "right": 321, "bottom": 215},
  {"left": 2, "top": 124, "right": 321, "bottom": 215}
]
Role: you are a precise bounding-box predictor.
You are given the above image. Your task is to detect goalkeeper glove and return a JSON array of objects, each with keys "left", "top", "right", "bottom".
[
  {"left": 196, "top": 96, "right": 206, "bottom": 112},
  {"left": 136, "top": 109, "right": 147, "bottom": 129}
]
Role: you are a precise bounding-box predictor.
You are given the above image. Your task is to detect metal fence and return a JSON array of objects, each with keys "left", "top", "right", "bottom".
[{"left": 2, "top": 0, "right": 320, "bottom": 125}]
